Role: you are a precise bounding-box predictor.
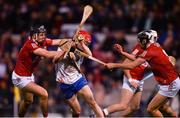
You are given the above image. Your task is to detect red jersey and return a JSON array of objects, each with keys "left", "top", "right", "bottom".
[
  {"left": 130, "top": 62, "right": 148, "bottom": 81},
  {"left": 14, "top": 38, "right": 52, "bottom": 76},
  {"left": 133, "top": 43, "right": 178, "bottom": 85},
  {"left": 129, "top": 46, "right": 148, "bottom": 81}
]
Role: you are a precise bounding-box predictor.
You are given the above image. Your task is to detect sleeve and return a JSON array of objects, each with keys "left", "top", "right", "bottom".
[
  {"left": 142, "top": 49, "right": 154, "bottom": 61},
  {"left": 29, "top": 42, "right": 39, "bottom": 53},
  {"left": 46, "top": 38, "right": 53, "bottom": 46},
  {"left": 131, "top": 44, "right": 141, "bottom": 56}
]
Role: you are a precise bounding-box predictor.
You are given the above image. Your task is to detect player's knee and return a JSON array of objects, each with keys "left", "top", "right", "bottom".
[
  {"left": 40, "top": 90, "right": 48, "bottom": 99},
  {"left": 119, "top": 103, "right": 128, "bottom": 110},
  {"left": 159, "top": 104, "right": 167, "bottom": 111},
  {"left": 87, "top": 97, "right": 97, "bottom": 108},
  {"left": 159, "top": 106, "right": 164, "bottom": 111},
  {"left": 89, "top": 100, "right": 97, "bottom": 108},
  {"left": 24, "top": 98, "right": 33, "bottom": 105},
  {"left": 131, "top": 105, "right": 140, "bottom": 111},
  {"left": 147, "top": 106, "right": 154, "bottom": 113}
]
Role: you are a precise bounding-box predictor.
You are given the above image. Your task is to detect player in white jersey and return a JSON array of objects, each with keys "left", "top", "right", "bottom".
[{"left": 54, "top": 30, "right": 104, "bottom": 117}]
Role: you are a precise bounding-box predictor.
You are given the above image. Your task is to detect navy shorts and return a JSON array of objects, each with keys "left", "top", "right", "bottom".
[{"left": 59, "top": 77, "right": 88, "bottom": 99}]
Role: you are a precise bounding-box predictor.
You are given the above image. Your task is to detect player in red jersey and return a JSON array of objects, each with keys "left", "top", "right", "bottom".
[
  {"left": 103, "top": 43, "right": 148, "bottom": 116},
  {"left": 103, "top": 45, "right": 177, "bottom": 117},
  {"left": 12, "top": 25, "right": 69, "bottom": 117},
  {"left": 105, "top": 30, "right": 180, "bottom": 117}
]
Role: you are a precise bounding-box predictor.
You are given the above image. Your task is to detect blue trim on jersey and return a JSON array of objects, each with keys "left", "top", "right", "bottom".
[{"left": 59, "top": 77, "right": 88, "bottom": 99}]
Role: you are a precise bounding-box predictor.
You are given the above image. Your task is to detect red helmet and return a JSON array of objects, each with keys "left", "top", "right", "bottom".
[{"left": 77, "top": 30, "right": 92, "bottom": 43}]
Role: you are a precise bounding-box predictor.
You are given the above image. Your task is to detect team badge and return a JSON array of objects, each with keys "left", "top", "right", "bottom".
[{"left": 31, "top": 43, "right": 38, "bottom": 49}]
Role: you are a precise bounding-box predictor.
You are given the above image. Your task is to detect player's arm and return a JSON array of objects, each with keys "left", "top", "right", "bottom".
[
  {"left": 123, "top": 69, "right": 132, "bottom": 79},
  {"left": 114, "top": 44, "right": 136, "bottom": 61},
  {"left": 106, "top": 57, "right": 146, "bottom": 70},
  {"left": 122, "top": 52, "right": 137, "bottom": 61},
  {"left": 169, "top": 56, "right": 176, "bottom": 66},
  {"left": 122, "top": 59, "right": 133, "bottom": 79},
  {"left": 78, "top": 41, "right": 92, "bottom": 56},
  {"left": 123, "top": 69, "right": 139, "bottom": 89},
  {"left": 51, "top": 39, "right": 72, "bottom": 46},
  {"left": 123, "top": 58, "right": 132, "bottom": 79},
  {"left": 33, "top": 48, "right": 65, "bottom": 59},
  {"left": 123, "top": 59, "right": 139, "bottom": 88}
]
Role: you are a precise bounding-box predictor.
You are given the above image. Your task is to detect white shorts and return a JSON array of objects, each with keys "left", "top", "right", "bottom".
[
  {"left": 122, "top": 76, "right": 144, "bottom": 93},
  {"left": 12, "top": 71, "right": 35, "bottom": 89},
  {"left": 158, "top": 77, "right": 180, "bottom": 97}
]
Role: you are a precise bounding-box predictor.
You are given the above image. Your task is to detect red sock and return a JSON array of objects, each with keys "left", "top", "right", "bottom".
[{"left": 43, "top": 112, "right": 48, "bottom": 118}]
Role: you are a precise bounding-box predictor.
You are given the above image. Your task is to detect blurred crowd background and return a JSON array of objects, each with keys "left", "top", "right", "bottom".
[{"left": 0, "top": 0, "right": 180, "bottom": 117}]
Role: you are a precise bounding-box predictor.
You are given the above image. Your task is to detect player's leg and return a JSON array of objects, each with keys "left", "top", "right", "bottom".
[
  {"left": 147, "top": 93, "right": 169, "bottom": 117},
  {"left": 103, "top": 88, "right": 134, "bottom": 116},
  {"left": 12, "top": 72, "right": 48, "bottom": 117},
  {"left": 78, "top": 85, "right": 104, "bottom": 117},
  {"left": 103, "top": 76, "right": 136, "bottom": 116},
  {"left": 121, "top": 91, "right": 142, "bottom": 116},
  {"left": 18, "top": 91, "right": 33, "bottom": 117},
  {"left": 159, "top": 101, "right": 177, "bottom": 117},
  {"left": 148, "top": 78, "right": 180, "bottom": 117},
  {"left": 22, "top": 82, "right": 48, "bottom": 117},
  {"left": 59, "top": 80, "right": 82, "bottom": 117},
  {"left": 129, "top": 91, "right": 142, "bottom": 111},
  {"left": 66, "top": 95, "right": 81, "bottom": 117}
]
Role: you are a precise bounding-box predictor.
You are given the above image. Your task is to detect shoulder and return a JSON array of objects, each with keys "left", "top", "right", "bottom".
[
  {"left": 45, "top": 38, "right": 52, "bottom": 42},
  {"left": 133, "top": 43, "right": 141, "bottom": 50},
  {"left": 149, "top": 43, "right": 161, "bottom": 50},
  {"left": 44, "top": 38, "right": 52, "bottom": 46},
  {"left": 132, "top": 43, "right": 142, "bottom": 55},
  {"left": 25, "top": 39, "right": 39, "bottom": 51},
  {"left": 144, "top": 43, "right": 161, "bottom": 58}
]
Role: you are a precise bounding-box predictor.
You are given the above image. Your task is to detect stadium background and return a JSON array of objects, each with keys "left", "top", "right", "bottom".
[{"left": 0, "top": 0, "right": 180, "bottom": 117}]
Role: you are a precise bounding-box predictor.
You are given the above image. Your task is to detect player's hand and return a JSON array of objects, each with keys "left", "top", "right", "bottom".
[
  {"left": 114, "top": 44, "right": 124, "bottom": 54},
  {"left": 69, "top": 52, "right": 76, "bottom": 60},
  {"left": 105, "top": 63, "right": 115, "bottom": 69},
  {"left": 52, "top": 51, "right": 66, "bottom": 63},
  {"left": 129, "top": 80, "right": 139, "bottom": 89},
  {"left": 169, "top": 56, "right": 176, "bottom": 66},
  {"left": 59, "top": 39, "right": 73, "bottom": 52},
  {"left": 56, "top": 78, "right": 64, "bottom": 83}
]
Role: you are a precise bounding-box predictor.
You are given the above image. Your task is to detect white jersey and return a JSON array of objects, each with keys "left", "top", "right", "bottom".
[{"left": 55, "top": 48, "right": 84, "bottom": 84}]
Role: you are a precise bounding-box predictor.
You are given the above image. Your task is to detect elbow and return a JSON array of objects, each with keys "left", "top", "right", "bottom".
[
  {"left": 128, "top": 66, "right": 134, "bottom": 69},
  {"left": 45, "top": 54, "right": 52, "bottom": 59},
  {"left": 125, "top": 64, "right": 136, "bottom": 69},
  {"left": 125, "top": 65, "right": 134, "bottom": 69},
  {"left": 128, "top": 64, "right": 137, "bottom": 69}
]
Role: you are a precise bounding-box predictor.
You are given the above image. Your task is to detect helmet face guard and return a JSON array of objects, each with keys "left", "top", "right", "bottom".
[
  {"left": 77, "top": 30, "right": 92, "bottom": 45},
  {"left": 137, "top": 30, "right": 151, "bottom": 49}
]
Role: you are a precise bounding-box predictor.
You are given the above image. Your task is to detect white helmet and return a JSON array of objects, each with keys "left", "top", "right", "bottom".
[{"left": 149, "top": 30, "right": 158, "bottom": 43}]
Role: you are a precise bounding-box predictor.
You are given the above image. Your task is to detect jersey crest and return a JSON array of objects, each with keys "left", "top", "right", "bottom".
[{"left": 31, "top": 43, "right": 38, "bottom": 49}]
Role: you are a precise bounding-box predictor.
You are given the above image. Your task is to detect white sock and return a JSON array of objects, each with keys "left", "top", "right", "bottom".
[{"left": 103, "top": 108, "right": 109, "bottom": 116}]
